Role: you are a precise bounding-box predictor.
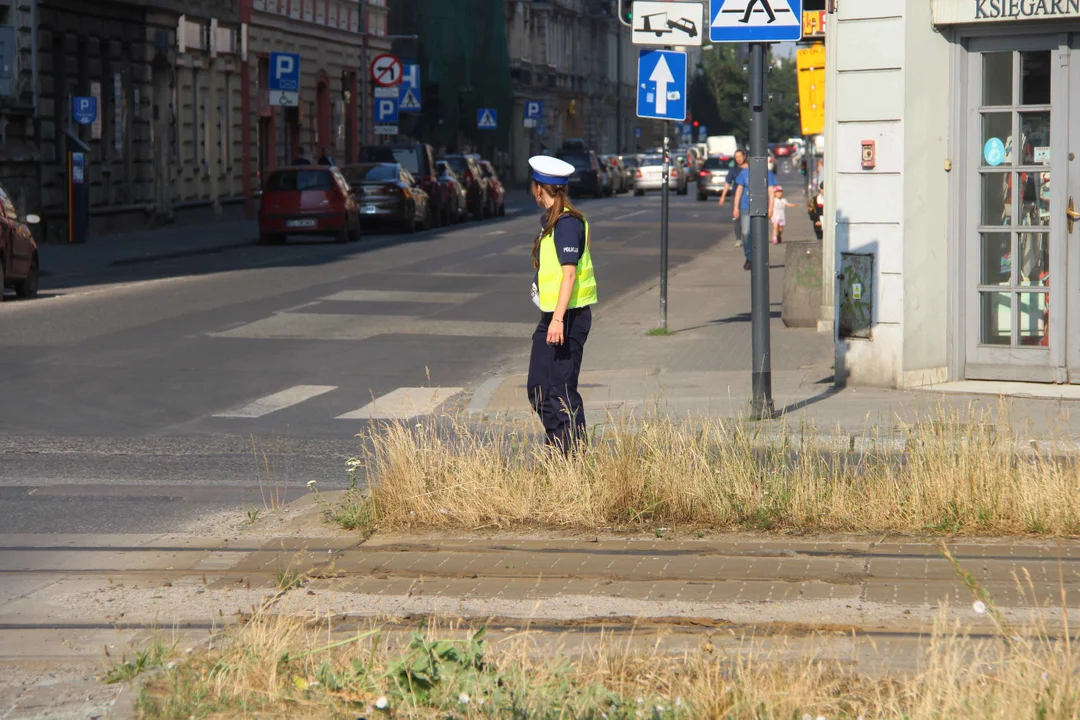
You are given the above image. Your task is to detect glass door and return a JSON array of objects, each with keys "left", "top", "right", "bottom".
[{"left": 965, "top": 38, "right": 1069, "bottom": 382}]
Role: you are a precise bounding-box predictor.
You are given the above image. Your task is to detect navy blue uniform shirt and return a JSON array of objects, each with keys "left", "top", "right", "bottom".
[{"left": 551, "top": 215, "right": 585, "bottom": 265}]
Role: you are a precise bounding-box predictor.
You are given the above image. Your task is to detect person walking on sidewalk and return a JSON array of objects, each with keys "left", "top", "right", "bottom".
[
  {"left": 732, "top": 158, "right": 779, "bottom": 270},
  {"left": 771, "top": 186, "right": 797, "bottom": 244},
  {"left": 719, "top": 149, "right": 747, "bottom": 250},
  {"left": 526, "top": 155, "right": 598, "bottom": 454}
]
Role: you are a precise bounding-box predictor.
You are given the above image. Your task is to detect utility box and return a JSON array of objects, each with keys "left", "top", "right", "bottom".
[
  {"left": 781, "top": 241, "right": 822, "bottom": 328},
  {"left": 838, "top": 252, "right": 873, "bottom": 339}
]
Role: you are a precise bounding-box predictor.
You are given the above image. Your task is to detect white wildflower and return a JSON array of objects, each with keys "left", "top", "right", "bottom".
[
  {"left": 675, "top": 697, "right": 682, "bottom": 707},
  {"left": 306, "top": 479, "right": 317, "bottom": 488},
  {"left": 458, "top": 693, "right": 471, "bottom": 705},
  {"left": 637, "top": 696, "right": 644, "bottom": 704},
  {"left": 375, "top": 696, "right": 388, "bottom": 710},
  {"left": 973, "top": 600, "right": 987, "bottom": 614}
]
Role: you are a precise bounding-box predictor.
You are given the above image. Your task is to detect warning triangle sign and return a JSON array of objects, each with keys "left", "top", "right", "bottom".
[
  {"left": 399, "top": 88, "right": 420, "bottom": 111},
  {"left": 712, "top": 0, "right": 798, "bottom": 28},
  {"left": 478, "top": 110, "right": 496, "bottom": 129}
]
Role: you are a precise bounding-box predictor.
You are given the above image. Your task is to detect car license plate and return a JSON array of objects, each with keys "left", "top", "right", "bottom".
[
  {"left": 362, "top": 205, "right": 377, "bottom": 214},
  {"left": 711, "top": 176, "right": 722, "bottom": 184},
  {"left": 285, "top": 219, "right": 316, "bottom": 228}
]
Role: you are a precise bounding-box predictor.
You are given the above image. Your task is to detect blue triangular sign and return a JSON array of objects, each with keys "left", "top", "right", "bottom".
[
  {"left": 399, "top": 88, "right": 420, "bottom": 111},
  {"left": 478, "top": 109, "right": 497, "bottom": 129}
]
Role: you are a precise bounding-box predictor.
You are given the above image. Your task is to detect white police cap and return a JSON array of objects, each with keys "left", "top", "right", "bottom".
[{"left": 529, "top": 155, "right": 575, "bottom": 186}]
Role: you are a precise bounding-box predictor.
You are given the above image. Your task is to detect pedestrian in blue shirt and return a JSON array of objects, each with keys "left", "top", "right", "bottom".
[
  {"left": 718, "top": 149, "right": 747, "bottom": 249},
  {"left": 732, "top": 159, "right": 779, "bottom": 270}
]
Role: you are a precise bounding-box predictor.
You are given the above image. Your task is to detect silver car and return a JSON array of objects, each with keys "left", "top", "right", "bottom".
[{"left": 632, "top": 154, "right": 688, "bottom": 196}]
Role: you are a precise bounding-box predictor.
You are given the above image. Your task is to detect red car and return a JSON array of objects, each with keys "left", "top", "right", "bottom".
[
  {"left": 0, "top": 180, "right": 40, "bottom": 300},
  {"left": 478, "top": 160, "right": 506, "bottom": 217},
  {"left": 258, "top": 166, "right": 361, "bottom": 245}
]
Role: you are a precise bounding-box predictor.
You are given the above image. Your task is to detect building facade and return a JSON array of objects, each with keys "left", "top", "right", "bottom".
[
  {"left": 31, "top": 0, "right": 247, "bottom": 238},
  {"left": 247, "top": 0, "right": 389, "bottom": 183},
  {"left": 821, "top": 0, "right": 1080, "bottom": 388},
  {"left": 504, "top": 0, "right": 637, "bottom": 183},
  {"left": 1, "top": 0, "right": 388, "bottom": 241}
]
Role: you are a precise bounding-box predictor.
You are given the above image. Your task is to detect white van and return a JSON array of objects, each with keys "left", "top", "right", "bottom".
[{"left": 705, "top": 135, "right": 738, "bottom": 158}]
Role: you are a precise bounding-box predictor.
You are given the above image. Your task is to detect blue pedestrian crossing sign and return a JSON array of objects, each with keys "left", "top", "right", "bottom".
[
  {"left": 398, "top": 63, "right": 421, "bottom": 113},
  {"left": 710, "top": 0, "right": 803, "bottom": 43},
  {"left": 525, "top": 101, "right": 542, "bottom": 121},
  {"left": 636, "top": 49, "right": 687, "bottom": 122},
  {"left": 477, "top": 108, "right": 497, "bottom": 129}
]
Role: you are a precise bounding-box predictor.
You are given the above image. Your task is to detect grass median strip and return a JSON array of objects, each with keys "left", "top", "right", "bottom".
[
  {"left": 326, "top": 405, "right": 1080, "bottom": 537},
  {"left": 133, "top": 608, "right": 1080, "bottom": 719}
]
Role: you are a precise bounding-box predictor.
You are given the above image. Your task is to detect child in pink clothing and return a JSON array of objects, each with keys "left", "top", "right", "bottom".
[{"left": 771, "top": 187, "right": 798, "bottom": 244}]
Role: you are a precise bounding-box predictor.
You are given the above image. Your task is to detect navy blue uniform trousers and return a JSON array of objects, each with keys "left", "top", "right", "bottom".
[{"left": 527, "top": 306, "right": 592, "bottom": 451}]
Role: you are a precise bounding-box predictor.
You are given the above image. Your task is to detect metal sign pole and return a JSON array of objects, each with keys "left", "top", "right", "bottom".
[
  {"left": 660, "top": 124, "right": 670, "bottom": 330},
  {"left": 748, "top": 41, "right": 773, "bottom": 419}
]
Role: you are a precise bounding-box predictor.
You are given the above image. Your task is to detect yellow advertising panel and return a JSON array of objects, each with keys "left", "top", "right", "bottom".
[
  {"left": 802, "top": 10, "right": 826, "bottom": 37},
  {"left": 796, "top": 44, "right": 825, "bottom": 136}
]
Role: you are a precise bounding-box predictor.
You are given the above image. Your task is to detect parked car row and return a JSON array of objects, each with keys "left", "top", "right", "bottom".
[
  {"left": 257, "top": 143, "right": 508, "bottom": 244},
  {"left": 0, "top": 179, "right": 40, "bottom": 302}
]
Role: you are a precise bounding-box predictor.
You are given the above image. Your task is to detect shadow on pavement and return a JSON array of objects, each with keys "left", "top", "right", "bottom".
[{"left": 37, "top": 209, "right": 532, "bottom": 295}]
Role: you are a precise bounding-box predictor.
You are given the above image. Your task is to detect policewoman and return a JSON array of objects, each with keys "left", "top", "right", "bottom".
[{"left": 526, "top": 156, "right": 598, "bottom": 452}]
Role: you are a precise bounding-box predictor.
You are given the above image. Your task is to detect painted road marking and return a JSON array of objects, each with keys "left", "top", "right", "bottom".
[
  {"left": 321, "top": 290, "right": 479, "bottom": 304},
  {"left": 213, "top": 385, "right": 337, "bottom": 418},
  {"left": 621, "top": 209, "right": 649, "bottom": 219},
  {"left": 336, "top": 387, "right": 464, "bottom": 420},
  {"left": 211, "top": 314, "right": 534, "bottom": 341}
]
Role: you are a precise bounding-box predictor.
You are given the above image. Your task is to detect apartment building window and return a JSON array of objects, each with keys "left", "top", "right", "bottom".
[{"left": 218, "top": 81, "right": 228, "bottom": 176}]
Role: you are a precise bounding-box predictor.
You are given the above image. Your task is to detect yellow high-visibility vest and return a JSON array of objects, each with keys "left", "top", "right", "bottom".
[{"left": 537, "top": 213, "right": 597, "bottom": 312}]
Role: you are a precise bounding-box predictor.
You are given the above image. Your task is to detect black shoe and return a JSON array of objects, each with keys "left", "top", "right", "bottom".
[{"left": 743, "top": 260, "right": 752, "bottom": 271}]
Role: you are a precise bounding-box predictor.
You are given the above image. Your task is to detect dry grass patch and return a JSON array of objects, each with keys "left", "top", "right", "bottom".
[
  {"left": 135, "top": 610, "right": 1080, "bottom": 719},
  {"left": 330, "top": 406, "right": 1080, "bottom": 536}
]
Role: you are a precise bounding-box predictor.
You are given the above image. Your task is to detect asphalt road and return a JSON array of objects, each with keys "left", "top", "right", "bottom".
[{"left": 0, "top": 182, "right": 757, "bottom": 533}]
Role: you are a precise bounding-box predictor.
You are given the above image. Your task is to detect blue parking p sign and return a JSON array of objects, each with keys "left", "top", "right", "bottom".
[
  {"left": 72, "top": 96, "right": 97, "bottom": 125},
  {"left": 268, "top": 52, "right": 301, "bottom": 106},
  {"left": 376, "top": 96, "right": 399, "bottom": 124},
  {"left": 525, "top": 101, "right": 542, "bottom": 120}
]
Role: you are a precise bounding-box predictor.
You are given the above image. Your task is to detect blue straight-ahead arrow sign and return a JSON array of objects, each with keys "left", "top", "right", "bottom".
[{"left": 636, "top": 49, "right": 687, "bottom": 122}]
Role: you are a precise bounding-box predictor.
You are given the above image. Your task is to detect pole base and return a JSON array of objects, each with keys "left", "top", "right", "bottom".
[{"left": 751, "top": 371, "right": 774, "bottom": 420}]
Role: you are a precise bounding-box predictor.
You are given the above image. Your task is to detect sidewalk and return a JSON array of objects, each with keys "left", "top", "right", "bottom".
[
  {"left": 38, "top": 219, "right": 258, "bottom": 279},
  {"left": 467, "top": 189, "right": 1080, "bottom": 439}
]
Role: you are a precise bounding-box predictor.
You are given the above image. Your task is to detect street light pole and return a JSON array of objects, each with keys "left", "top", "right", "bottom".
[
  {"left": 748, "top": 41, "right": 774, "bottom": 420},
  {"left": 660, "top": 124, "right": 670, "bottom": 330},
  {"left": 359, "top": 0, "right": 368, "bottom": 146}
]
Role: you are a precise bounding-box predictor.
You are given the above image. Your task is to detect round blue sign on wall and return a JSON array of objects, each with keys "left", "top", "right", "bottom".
[{"left": 984, "top": 137, "right": 1006, "bottom": 167}]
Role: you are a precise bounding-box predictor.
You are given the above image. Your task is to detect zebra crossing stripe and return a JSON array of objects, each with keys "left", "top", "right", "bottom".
[
  {"left": 336, "top": 387, "right": 464, "bottom": 420},
  {"left": 214, "top": 385, "right": 337, "bottom": 418},
  {"left": 321, "top": 290, "right": 479, "bottom": 304}
]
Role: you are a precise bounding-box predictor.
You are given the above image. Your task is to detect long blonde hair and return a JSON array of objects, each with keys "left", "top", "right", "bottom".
[{"left": 531, "top": 182, "right": 586, "bottom": 270}]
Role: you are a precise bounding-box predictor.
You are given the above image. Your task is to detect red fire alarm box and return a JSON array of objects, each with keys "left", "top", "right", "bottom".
[{"left": 861, "top": 140, "right": 876, "bottom": 170}]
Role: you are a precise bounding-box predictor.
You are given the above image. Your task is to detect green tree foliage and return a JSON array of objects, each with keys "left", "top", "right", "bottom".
[{"left": 689, "top": 47, "right": 802, "bottom": 144}]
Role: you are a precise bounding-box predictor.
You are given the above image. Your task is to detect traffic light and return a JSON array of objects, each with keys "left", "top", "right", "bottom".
[{"left": 618, "top": 0, "right": 632, "bottom": 26}]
